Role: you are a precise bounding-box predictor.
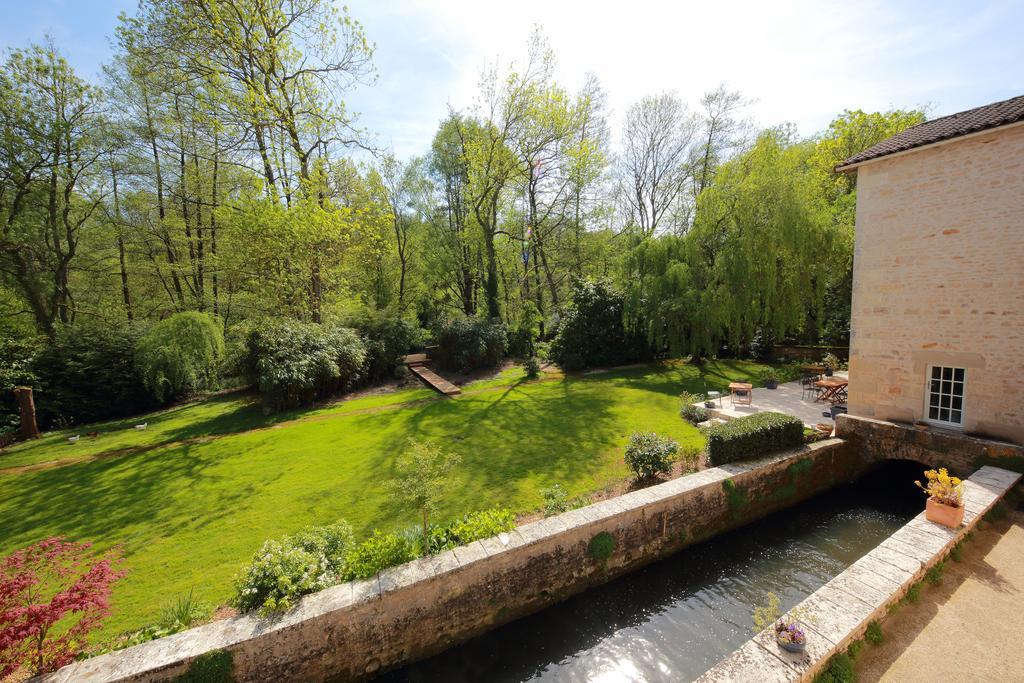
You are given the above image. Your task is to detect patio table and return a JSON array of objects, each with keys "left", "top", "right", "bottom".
[
  {"left": 814, "top": 377, "right": 848, "bottom": 404},
  {"left": 728, "top": 381, "right": 753, "bottom": 407}
]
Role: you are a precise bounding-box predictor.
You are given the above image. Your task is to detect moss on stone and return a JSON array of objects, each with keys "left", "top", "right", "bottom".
[
  {"left": 587, "top": 531, "right": 616, "bottom": 566},
  {"left": 722, "top": 478, "right": 749, "bottom": 516}
]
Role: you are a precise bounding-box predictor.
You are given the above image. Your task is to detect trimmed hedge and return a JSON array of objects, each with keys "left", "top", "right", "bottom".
[{"left": 704, "top": 412, "right": 804, "bottom": 465}]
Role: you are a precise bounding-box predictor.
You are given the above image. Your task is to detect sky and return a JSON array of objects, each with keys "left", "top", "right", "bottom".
[{"left": 2, "top": 0, "right": 1022, "bottom": 158}]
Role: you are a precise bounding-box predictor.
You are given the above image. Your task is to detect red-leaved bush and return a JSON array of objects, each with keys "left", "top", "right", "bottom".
[{"left": 0, "top": 537, "right": 125, "bottom": 677}]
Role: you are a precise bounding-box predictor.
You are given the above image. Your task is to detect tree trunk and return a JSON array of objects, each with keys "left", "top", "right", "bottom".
[
  {"left": 14, "top": 386, "right": 40, "bottom": 440},
  {"left": 111, "top": 168, "right": 133, "bottom": 321}
]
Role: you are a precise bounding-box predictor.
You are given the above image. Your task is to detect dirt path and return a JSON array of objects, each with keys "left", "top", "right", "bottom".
[{"left": 855, "top": 508, "right": 1024, "bottom": 682}]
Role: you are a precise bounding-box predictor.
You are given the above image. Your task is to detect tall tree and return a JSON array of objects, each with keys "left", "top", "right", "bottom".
[
  {"left": 617, "top": 92, "right": 697, "bottom": 237},
  {"left": 0, "top": 45, "right": 109, "bottom": 336}
]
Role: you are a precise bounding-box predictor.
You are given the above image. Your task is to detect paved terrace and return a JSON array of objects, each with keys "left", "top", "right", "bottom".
[{"left": 697, "top": 372, "right": 849, "bottom": 428}]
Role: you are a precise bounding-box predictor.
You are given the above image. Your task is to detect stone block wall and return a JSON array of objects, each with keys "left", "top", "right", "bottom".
[
  {"left": 48, "top": 440, "right": 862, "bottom": 683},
  {"left": 847, "top": 122, "right": 1024, "bottom": 444},
  {"left": 837, "top": 414, "right": 1024, "bottom": 477}
]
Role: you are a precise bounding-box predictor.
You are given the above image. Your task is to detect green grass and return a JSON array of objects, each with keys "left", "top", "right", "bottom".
[{"left": 0, "top": 359, "right": 776, "bottom": 642}]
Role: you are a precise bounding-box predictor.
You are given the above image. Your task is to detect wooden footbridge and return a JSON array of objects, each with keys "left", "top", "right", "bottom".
[{"left": 404, "top": 354, "right": 461, "bottom": 396}]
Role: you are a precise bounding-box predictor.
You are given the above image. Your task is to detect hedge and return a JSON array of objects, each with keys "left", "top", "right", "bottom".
[{"left": 703, "top": 412, "right": 804, "bottom": 465}]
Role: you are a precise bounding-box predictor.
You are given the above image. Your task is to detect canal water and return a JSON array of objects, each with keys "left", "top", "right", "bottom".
[{"left": 378, "top": 460, "right": 922, "bottom": 683}]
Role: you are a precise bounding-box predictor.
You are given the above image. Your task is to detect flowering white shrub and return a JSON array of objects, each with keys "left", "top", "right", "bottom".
[{"left": 232, "top": 521, "right": 353, "bottom": 616}]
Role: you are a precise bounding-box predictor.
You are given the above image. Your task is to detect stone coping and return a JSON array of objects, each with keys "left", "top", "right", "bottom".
[
  {"left": 697, "top": 465, "right": 1022, "bottom": 683},
  {"left": 44, "top": 439, "right": 845, "bottom": 682}
]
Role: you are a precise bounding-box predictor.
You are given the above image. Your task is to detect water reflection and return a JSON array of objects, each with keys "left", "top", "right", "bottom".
[{"left": 380, "top": 461, "right": 921, "bottom": 683}]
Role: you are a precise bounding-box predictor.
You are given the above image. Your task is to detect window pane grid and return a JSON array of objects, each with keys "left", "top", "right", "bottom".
[{"left": 927, "top": 366, "right": 965, "bottom": 426}]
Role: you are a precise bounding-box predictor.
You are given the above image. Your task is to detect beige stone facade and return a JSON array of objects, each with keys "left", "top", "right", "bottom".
[{"left": 847, "top": 122, "right": 1024, "bottom": 444}]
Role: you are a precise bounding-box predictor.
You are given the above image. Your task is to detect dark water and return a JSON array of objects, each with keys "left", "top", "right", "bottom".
[{"left": 379, "top": 461, "right": 922, "bottom": 683}]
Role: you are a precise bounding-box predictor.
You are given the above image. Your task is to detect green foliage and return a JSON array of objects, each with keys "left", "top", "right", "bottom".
[
  {"left": 173, "top": 649, "right": 234, "bottom": 683},
  {"left": 704, "top": 412, "right": 805, "bottom": 465},
  {"left": 846, "top": 639, "right": 864, "bottom": 660},
  {"left": 539, "top": 484, "right": 589, "bottom": 517},
  {"left": 906, "top": 581, "right": 923, "bottom": 603},
  {"left": 241, "top": 321, "right": 366, "bottom": 411},
  {"left": 427, "top": 507, "right": 516, "bottom": 553},
  {"left": 751, "top": 591, "right": 781, "bottom": 632},
  {"left": 232, "top": 522, "right": 354, "bottom": 615},
  {"left": 432, "top": 316, "right": 508, "bottom": 372},
  {"left": 160, "top": 589, "right": 210, "bottom": 630},
  {"left": 524, "top": 356, "right": 541, "bottom": 379},
  {"left": 549, "top": 278, "right": 650, "bottom": 371},
  {"left": 587, "top": 531, "right": 616, "bottom": 565},
  {"left": 926, "top": 561, "right": 945, "bottom": 585},
  {"left": 678, "top": 391, "right": 708, "bottom": 424},
  {"left": 508, "top": 301, "right": 543, "bottom": 357},
  {"left": 30, "top": 324, "right": 154, "bottom": 428},
  {"left": 865, "top": 620, "right": 883, "bottom": 645},
  {"left": 348, "top": 310, "right": 422, "bottom": 382},
  {"left": 136, "top": 312, "right": 225, "bottom": 403},
  {"left": 0, "top": 335, "right": 42, "bottom": 436},
  {"left": 342, "top": 531, "right": 415, "bottom": 581},
  {"left": 388, "top": 440, "right": 461, "bottom": 550},
  {"left": 624, "top": 431, "right": 678, "bottom": 480},
  {"left": 814, "top": 652, "right": 855, "bottom": 683}
]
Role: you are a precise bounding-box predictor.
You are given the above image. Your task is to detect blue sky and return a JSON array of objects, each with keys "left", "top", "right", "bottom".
[{"left": 2, "top": 0, "right": 1022, "bottom": 158}]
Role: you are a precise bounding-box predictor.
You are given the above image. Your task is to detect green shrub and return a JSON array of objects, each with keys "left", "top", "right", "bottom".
[
  {"left": 865, "top": 620, "right": 883, "bottom": 645},
  {"left": 905, "top": 581, "right": 922, "bottom": 603},
  {"left": 679, "top": 391, "right": 708, "bottom": 424},
  {"left": 232, "top": 521, "right": 354, "bottom": 615},
  {"left": 539, "top": 484, "right": 588, "bottom": 517},
  {"left": 704, "top": 412, "right": 805, "bottom": 465},
  {"left": 524, "top": 355, "right": 541, "bottom": 379},
  {"left": 846, "top": 638, "right": 864, "bottom": 660},
  {"left": 548, "top": 278, "right": 650, "bottom": 371},
  {"left": 624, "top": 432, "right": 678, "bottom": 480},
  {"left": 814, "top": 652, "right": 854, "bottom": 683},
  {"left": 173, "top": 649, "right": 234, "bottom": 683},
  {"left": 432, "top": 316, "right": 507, "bottom": 372},
  {"left": 342, "top": 531, "right": 415, "bottom": 581},
  {"left": 136, "top": 312, "right": 224, "bottom": 403},
  {"left": 241, "top": 321, "right": 366, "bottom": 411},
  {"left": 427, "top": 507, "right": 517, "bottom": 554},
  {"left": 347, "top": 310, "right": 422, "bottom": 382},
  {"left": 30, "top": 324, "right": 155, "bottom": 428}
]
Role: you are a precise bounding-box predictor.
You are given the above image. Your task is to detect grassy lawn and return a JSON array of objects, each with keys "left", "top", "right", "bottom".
[{"left": 0, "top": 359, "right": 780, "bottom": 642}]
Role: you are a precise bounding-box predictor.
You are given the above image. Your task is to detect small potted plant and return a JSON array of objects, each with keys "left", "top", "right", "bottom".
[
  {"left": 915, "top": 467, "right": 965, "bottom": 528},
  {"left": 822, "top": 353, "right": 841, "bottom": 377},
  {"left": 760, "top": 369, "right": 780, "bottom": 390},
  {"left": 752, "top": 592, "right": 811, "bottom": 654}
]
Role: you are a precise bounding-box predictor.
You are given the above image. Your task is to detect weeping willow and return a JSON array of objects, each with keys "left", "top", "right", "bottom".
[{"left": 626, "top": 127, "right": 835, "bottom": 356}]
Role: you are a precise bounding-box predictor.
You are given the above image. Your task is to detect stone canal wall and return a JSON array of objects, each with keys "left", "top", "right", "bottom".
[
  {"left": 838, "top": 414, "right": 1024, "bottom": 476},
  {"left": 697, "top": 465, "right": 1022, "bottom": 682},
  {"left": 48, "top": 439, "right": 863, "bottom": 683}
]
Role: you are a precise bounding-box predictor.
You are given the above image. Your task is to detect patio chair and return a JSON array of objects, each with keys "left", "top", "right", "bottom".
[{"left": 800, "top": 375, "right": 820, "bottom": 400}]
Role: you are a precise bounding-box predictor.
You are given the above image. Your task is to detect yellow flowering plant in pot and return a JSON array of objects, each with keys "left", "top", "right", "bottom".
[{"left": 915, "top": 467, "right": 965, "bottom": 528}]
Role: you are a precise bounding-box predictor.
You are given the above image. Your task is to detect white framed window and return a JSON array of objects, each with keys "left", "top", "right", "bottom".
[{"left": 925, "top": 366, "right": 966, "bottom": 427}]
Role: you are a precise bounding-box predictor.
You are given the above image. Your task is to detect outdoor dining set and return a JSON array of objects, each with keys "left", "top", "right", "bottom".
[{"left": 800, "top": 365, "right": 848, "bottom": 404}]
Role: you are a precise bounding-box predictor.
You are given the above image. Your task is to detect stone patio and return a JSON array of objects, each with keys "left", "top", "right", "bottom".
[{"left": 697, "top": 372, "right": 849, "bottom": 429}]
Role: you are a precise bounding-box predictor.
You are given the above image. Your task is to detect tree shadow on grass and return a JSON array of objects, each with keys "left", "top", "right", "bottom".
[{"left": 0, "top": 436, "right": 279, "bottom": 556}]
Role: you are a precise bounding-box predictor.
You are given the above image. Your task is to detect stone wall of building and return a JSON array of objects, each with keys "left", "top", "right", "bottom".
[
  {"left": 847, "top": 122, "right": 1024, "bottom": 444},
  {"left": 47, "top": 440, "right": 862, "bottom": 683}
]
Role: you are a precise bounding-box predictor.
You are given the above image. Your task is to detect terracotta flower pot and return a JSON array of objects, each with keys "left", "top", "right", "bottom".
[{"left": 925, "top": 496, "right": 964, "bottom": 528}]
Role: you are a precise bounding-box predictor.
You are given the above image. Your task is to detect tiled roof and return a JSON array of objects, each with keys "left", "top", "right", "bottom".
[{"left": 836, "top": 94, "right": 1024, "bottom": 170}]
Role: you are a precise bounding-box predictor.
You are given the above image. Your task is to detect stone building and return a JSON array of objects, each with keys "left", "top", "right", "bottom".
[{"left": 837, "top": 95, "right": 1024, "bottom": 444}]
